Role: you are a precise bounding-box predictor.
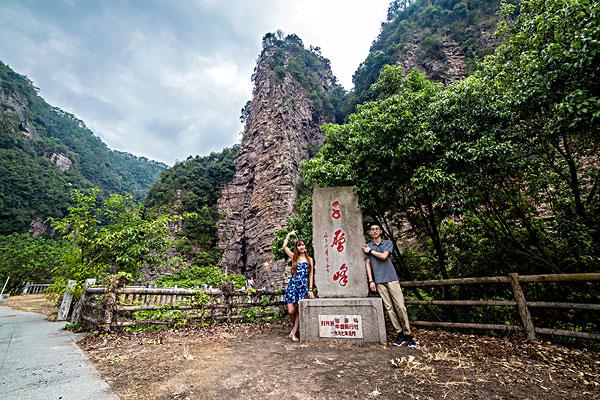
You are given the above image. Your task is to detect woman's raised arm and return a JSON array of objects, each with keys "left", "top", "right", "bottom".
[{"left": 282, "top": 230, "right": 296, "bottom": 259}]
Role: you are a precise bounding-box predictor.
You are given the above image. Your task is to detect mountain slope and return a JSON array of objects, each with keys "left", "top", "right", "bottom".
[
  {"left": 344, "top": 0, "right": 501, "bottom": 114},
  {"left": 0, "top": 61, "right": 165, "bottom": 234}
]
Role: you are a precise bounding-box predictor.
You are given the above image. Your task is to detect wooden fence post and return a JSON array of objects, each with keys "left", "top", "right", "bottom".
[
  {"left": 103, "top": 275, "right": 123, "bottom": 331},
  {"left": 57, "top": 280, "right": 76, "bottom": 321},
  {"left": 71, "top": 278, "right": 96, "bottom": 323},
  {"left": 22, "top": 282, "right": 30, "bottom": 295},
  {"left": 0, "top": 276, "right": 9, "bottom": 298},
  {"left": 509, "top": 273, "right": 536, "bottom": 341}
]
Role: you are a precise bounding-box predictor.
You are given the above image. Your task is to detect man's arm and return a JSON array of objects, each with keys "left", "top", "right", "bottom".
[
  {"left": 370, "top": 249, "right": 390, "bottom": 261},
  {"left": 365, "top": 258, "right": 376, "bottom": 292},
  {"left": 362, "top": 244, "right": 388, "bottom": 260},
  {"left": 363, "top": 240, "right": 392, "bottom": 261}
]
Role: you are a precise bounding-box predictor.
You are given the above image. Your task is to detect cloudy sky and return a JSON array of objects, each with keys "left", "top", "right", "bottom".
[{"left": 0, "top": 0, "right": 389, "bottom": 165}]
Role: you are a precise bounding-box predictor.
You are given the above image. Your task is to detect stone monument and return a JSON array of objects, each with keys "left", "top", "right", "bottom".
[{"left": 299, "top": 187, "right": 386, "bottom": 343}]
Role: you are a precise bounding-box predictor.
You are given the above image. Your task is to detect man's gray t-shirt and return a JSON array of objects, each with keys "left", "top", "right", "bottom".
[{"left": 365, "top": 239, "right": 398, "bottom": 284}]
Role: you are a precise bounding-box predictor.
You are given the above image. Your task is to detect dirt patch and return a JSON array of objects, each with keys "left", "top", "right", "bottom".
[
  {"left": 1, "top": 294, "right": 58, "bottom": 319},
  {"left": 79, "top": 323, "right": 599, "bottom": 400}
]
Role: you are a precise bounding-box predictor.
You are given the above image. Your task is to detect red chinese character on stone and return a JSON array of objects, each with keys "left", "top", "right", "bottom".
[
  {"left": 333, "top": 264, "right": 349, "bottom": 286},
  {"left": 331, "top": 200, "right": 341, "bottom": 220},
  {"left": 330, "top": 229, "right": 346, "bottom": 252},
  {"left": 323, "top": 232, "right": 331, "bottom": 273}
]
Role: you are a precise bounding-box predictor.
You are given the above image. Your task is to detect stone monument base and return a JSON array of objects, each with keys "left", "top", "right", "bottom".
[{"left": 299, "top": 298, "right": 386, "bottom": 344}]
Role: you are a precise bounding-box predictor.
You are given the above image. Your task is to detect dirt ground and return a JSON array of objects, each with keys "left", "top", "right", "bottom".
[
  {"left": 80, "top": 322, "right": 599, "bottom": 400},
  {"left": 1, "top": 294, "right": 58, "bottom": 319}
]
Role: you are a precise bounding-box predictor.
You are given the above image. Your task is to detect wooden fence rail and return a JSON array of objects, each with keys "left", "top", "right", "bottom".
[
  {"left": 400, "top": 272, "right": 600, "bottom": 341},
  {"left": 76, "top": 285, "right": 286, "bottom": 330},
  {"left": 21, "top": 282, "right": 52, "bottom": 295}
]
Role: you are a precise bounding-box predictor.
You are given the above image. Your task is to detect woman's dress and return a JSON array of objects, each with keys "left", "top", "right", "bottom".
[{"left": 284, "top": 261, "right": 309, "bottom": 304}]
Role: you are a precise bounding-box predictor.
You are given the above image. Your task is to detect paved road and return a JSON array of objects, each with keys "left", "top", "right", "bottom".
[{"left": 0, "top": 306, "right": 117, "bottom": 400}]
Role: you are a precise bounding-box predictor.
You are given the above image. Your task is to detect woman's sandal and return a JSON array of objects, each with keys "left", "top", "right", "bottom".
[{"left": 289, "top": 333, "right": 299, "bottom": 342}]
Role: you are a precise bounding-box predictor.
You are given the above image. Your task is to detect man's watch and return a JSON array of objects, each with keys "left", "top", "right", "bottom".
[{"left": 368, "top": 248, "right": 373, "bottom": 254}]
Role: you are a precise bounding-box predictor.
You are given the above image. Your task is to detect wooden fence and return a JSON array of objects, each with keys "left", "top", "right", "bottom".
[
  {"left": 72, "top": 272, "right": 599, "bottom": 340},
  {"left": 21, "top": 282, "right": 52, "bottom": 295},
  {"left": 400, "top": 272, "right": 600, "bottom": 341},
  {"left": 76, "top": 284, "right": 286, "bottom": 330}
]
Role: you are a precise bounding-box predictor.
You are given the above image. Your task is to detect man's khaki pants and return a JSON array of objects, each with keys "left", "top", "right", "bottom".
[{"left": 376, "top": 280, "right": 411, "bottom": 335}]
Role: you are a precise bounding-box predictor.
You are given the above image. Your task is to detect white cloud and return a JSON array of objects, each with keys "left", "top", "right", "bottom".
[{"left": 0, "top": 1, "right": 389, "bottom": 165}]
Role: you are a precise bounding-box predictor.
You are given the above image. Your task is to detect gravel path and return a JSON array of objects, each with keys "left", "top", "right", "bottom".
[{"left": 0, "top": 306, "right": 117, "bottom": 400}]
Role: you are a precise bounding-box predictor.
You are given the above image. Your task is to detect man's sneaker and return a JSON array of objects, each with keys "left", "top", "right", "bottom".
[
  {"left": 405, "top": 335, "right": 417, "bottom": 348},
  {"left": 392, "top": 333, "right": 405, "bottom": 346}
]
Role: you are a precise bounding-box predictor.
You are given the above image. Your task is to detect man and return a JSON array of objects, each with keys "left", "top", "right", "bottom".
[{"left": 363, "top": 224, "right": 416, "bottom": 347}]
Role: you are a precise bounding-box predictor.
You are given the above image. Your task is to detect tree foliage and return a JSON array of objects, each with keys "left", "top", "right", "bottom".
[
  {"left": 0, "top": 233, "right": 73, "bottom": 293},
  {"left": 144, "top": 146, "right": 238, "bottom": 256},
  {"left": 50, "top": 189, "right": 178, "bottom": 287},
  {"left": 343, "top": 0, "right": 502, "bottom": 117}
]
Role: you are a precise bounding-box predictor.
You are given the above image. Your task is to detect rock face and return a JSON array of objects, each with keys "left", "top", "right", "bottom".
[
  {"left": 28, "top": 218, "right": 47, "bottom": 238},
  {"left": 217, "top": 46, "right": 337, "bottom": 289},
  {"left": 397, "top": 33, "right": 468, "bottom": 84},
  {"left": 44, "top": 151, "right": 72, "bottom": 172},
  {"left": 0, "top": 86, "right": 37, "bottom": 139}
]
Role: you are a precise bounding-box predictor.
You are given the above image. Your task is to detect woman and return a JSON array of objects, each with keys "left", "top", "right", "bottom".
[{"left": 283, "top": 230, "right": 315, "bottom": 342}]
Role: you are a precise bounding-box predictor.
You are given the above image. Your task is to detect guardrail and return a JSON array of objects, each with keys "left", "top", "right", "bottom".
[
  {"left": 400, "top": 272, "right": 600, "bottom": 341},
  {"left": 21, "top": 282, "right": 52, "bottom": 295}
]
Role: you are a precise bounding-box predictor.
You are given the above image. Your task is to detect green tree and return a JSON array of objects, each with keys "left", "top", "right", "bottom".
[
  {"left": 287, "top": 0, "right": 599, "bottom": 332},
  {"left": 0, "top": 233, "right": 73, "bottom": 293},
  {"left": 304, "top": 0, "right": 599, "bottom": 278},
  {"left": 304, "top": 68, "right": 452, "bottom": 279},
  {"left": 51, "top": 189, "right": 178, "bottom": 284}
]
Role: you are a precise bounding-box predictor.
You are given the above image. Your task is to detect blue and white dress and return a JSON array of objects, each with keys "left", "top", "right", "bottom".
[{"left": 284, "top": 261, "right": 310, "bottom": 304}]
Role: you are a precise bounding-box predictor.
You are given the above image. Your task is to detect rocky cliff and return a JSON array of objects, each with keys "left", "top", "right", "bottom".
[
  {"left": 217, "top": 37, "right": 341, "bottom": 288},
  {"left": 0, "top": 83, "right": 38, "bottom": 139},
  {"left": 395, "top": 33, "right": 469, "bottom": 84}
]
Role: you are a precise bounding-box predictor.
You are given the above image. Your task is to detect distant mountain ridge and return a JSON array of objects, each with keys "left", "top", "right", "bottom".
[{"left": 0, "top": 61, "right": 166, "bottom": 234}]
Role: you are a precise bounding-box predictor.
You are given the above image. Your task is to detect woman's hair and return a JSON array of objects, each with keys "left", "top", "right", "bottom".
[{"left": 291, "top": 239, "right": 313, "bottom": 276}]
